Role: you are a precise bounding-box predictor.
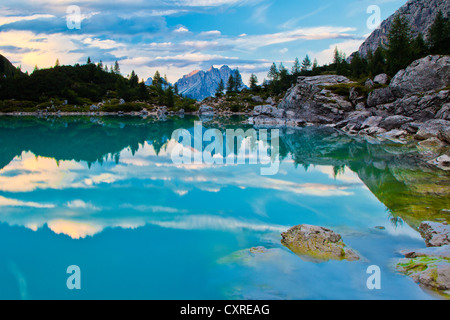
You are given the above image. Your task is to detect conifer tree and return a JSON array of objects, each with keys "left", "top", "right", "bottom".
[
  {"left": 427, "top": 11, "right": 450, "bottom": 55},
  {"left": 301, "top": 55, "right": 312, "bottom": 72},
  {"left": 385, "top": 14, "right": 413, "bottom": 75},
  {"left": 291, "top": 58, "right": 301, "bottom": 75}
]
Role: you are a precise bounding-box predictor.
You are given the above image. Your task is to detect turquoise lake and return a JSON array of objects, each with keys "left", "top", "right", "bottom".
[{"left": 0, "top": 116, "right": 448, "bottom": 300}]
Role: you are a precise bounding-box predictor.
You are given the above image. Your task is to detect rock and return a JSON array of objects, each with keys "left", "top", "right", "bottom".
[
  {"left": 374, "top": 73, "right": 389, "bottom": 85},
  {"left": 367, "top": 87, "right": 399, "bottom": 107},
  {"left": 397, "top": 257, "right": 450, "bottom": 292},
  {"left": 365, "top": 78, "right": 374, "bottom": 89},
  {"left": 429, "top": 155, "right": 450, "bottom": 171},
  {"left": 278, "top": 75, "right": 353, "bottom": 125},
  {"left": 297, "top": 75, "right": 351, "bottom": 86},
  {"left": 253, "top": 105, "right": 285, "bottom": 118},
  {"left": 199, "top": 104, "right": 215, "bottom": 115},
  {"left": 439, "top": 126, "right": 450, "bottom": 144},
  {"left": 90, "top": 104, "right": 100, "bottom": 111},
  {"left": 401, "top": 245, "right": 450, "bottom": 259},
  {"left": 419, "top": 221, "right": 450, "bottom": 247},
  {"left": 379, "top": 115, "right": 413, "bottom": 131},
  {"left": 265, "top": 97, "right": 274, "bottom": 105},
  {"left": 349, "top": 87, "right": 359, "bottom": 101},
  {"left": 281, "top": 224, "right": 360, "bottom": 262},
  {"left": 436, "top": 103, "right": 450, "bottom": 121},
  {"left": 361, "top": 116, "right": 383, "bottom": 129},
  {"left": 119, "top": 98, "right": 125, "bottom": 105},
  {"left": 390, "top": 55, "right": 450, "bottom": 94},
  {"left": 416, "top": 119, "right": 450, "bottom": 141},
  {"left": 381, "top": 129, "right": 408, "bottom": 140},
  {"left": 251, "top": 95, "right": 264, "bottom": 103}
]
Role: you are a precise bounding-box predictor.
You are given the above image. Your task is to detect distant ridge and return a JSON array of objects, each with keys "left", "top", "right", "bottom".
[
  {"left": 174, "top": 65, "right": 245, "bottom": 101},
  {"left": 0, "top": 54, "right": 20, "bottom": 78}
]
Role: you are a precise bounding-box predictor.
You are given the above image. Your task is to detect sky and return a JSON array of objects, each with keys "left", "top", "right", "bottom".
[{"left": 0, "top": 0, "right": 406, "bottom": 84}]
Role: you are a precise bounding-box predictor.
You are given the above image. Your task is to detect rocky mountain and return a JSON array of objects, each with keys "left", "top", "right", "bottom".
[
  {"left": 355, "top": 0, "right": 449, "bottom": 58},
  {"left": 174, "top": 65, "right": 245, "bottom": 101}
]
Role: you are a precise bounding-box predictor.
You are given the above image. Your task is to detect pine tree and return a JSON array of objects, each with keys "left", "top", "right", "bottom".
[
  {"left": 153, "top": 70, "right": 162, "bottom": 87},
  {"left": 301, "top": 55, "right": 312, "bottom": 72},
  {"left": 55, "top": 59, "right": 60, "bottom": 67},
  {"left": 174, "top": 83, "right": 179, "bottom": 95},
  {"left": 216, "top": 79, "right": 225, "bottom": 96},
  {"left": 333, "top": 47, "right": 343, "bottom": 65},
  {"left": 385, "top": 14, "right": 413, "bottom": 76},
  {"left": 268, "top": 63, "right": 279, "bottom": 81},
  {"left": 291, "top": 58, "right": 301, "bottom": 75},
  {"left": 87, "top": 57, "right": 92, "bottom": 64},
  {"left": 428, "top": 11, "right": 450, "bottom": 55},
  {"left": 412, "top": 32, "right": 428, "bottom": 60},
  {"left": 130, "top": 70, "right": 139, "bottom": 87},
  {"left": 114, "top": 60, "right": 120, "bottom": 74},
  {"left": 249, "top": 74, "right": 258, "bottom": 90},
  {"left": 227, "top": 74, "right": 236, "bottom": 93},
  {"left": 233, "top": 69, "right": 242, "bottom": 91},
  {"left": 165, "top": 87, "right": 175, "bottom": 108}
]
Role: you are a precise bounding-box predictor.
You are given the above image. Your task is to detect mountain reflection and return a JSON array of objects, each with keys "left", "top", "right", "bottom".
[{"left": 0, "top": 116, "right": 448, "bottom": 239}]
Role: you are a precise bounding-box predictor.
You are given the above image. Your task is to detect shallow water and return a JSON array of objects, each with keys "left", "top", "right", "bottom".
[{"left": 0, "top": 116, "right": 448, "bottom": 300}]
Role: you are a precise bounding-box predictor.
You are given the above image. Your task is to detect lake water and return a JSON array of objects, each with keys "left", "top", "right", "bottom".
[{"left": 0, "top": 116, "right": 448, "bottom": 300}]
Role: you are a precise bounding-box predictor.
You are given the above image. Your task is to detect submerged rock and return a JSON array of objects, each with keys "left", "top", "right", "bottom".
[{"left": 281, "top": 224, "right": 360, "bottom": 262}]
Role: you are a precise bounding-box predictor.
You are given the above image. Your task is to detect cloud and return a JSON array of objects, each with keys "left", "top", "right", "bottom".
[
  {"left": 0, "top": 196, "right": 55, "bottom": 208},
  {"left": 0, "top": 14, "right": 55, "bottom": 26}
]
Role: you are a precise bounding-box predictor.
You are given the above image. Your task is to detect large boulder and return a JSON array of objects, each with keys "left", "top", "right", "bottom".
[
  {"left": 374, "top": 73, "right": 389, "bottom": 85},
  {"left": 419, "top": 221, "right": 450, "bottom": 247},
  {"left": 278, "top": 75, "right": 354, "bottom": 124},
  {"left": 379, "top": 115, "right": 414, "bottom": 131},
  {"left": 367, "top": 87, "right": 399, "bottom": 107},
  {"left": 390, "top": 55, "right": 450, "bottom": 94},
  {"left": 281, "top": 224, "right": 360, "bottom": 262},
  {"left": 253, "top": 105, "right": 285, "bottom": 118}
]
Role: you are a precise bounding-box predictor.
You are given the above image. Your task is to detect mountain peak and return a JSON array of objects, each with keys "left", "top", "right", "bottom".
[
  {"left": 175, "top": 65, "right": 245, "bottom": 101},
  {"left": 354, "top": 0, "right": 449, "bottom": 58}
]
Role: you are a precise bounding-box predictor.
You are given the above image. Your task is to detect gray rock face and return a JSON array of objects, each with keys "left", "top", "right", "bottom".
[
  {"left": 353, "top": 0, "right": 450, "bottom": 59},
  {"left": 367, "top": 87, "right": 399, "bottom": 107},
  {"left": 388, "top": 89, "right": 449, "bottom": 121},
  {"left": 390, "top": 56, "right": 450, "bottom": 94},
  {"left": 296, "top": 75, "right": 351, "bottom": 86},
  {"left": 419, "top": 221, "right": 450, "bottom": 247},
  {"left": 415, "top": 119, "right": 450, "bottom": 140},
  {"left": 379, "top": 115, "right": 414, "bottom": 131},
  {"left": 281, "top": 224, "right": 360, "bottom": 262},
  {"left": 174, "top": 65, "right": 245, "bottom": 101},
  {"left": 278, "top": 75, "right": 354, "bottom": 124},
  {"left": 253, "top": 105, "right": 285, "bottom": 118},
  {"left": 374, "top": 73, "right": 389, "bottom": 85},
  {"left": 436, "top": 104, "right": 450, "bottom": 120}
]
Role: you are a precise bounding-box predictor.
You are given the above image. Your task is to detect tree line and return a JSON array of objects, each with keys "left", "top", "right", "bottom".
[{"left": 0, "top": 56, "right": 195, "bottom": 111}]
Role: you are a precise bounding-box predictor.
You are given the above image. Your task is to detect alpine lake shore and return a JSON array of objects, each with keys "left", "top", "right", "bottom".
[{"left": 1, "top": 55, "right": 450, "bottom": 299}]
